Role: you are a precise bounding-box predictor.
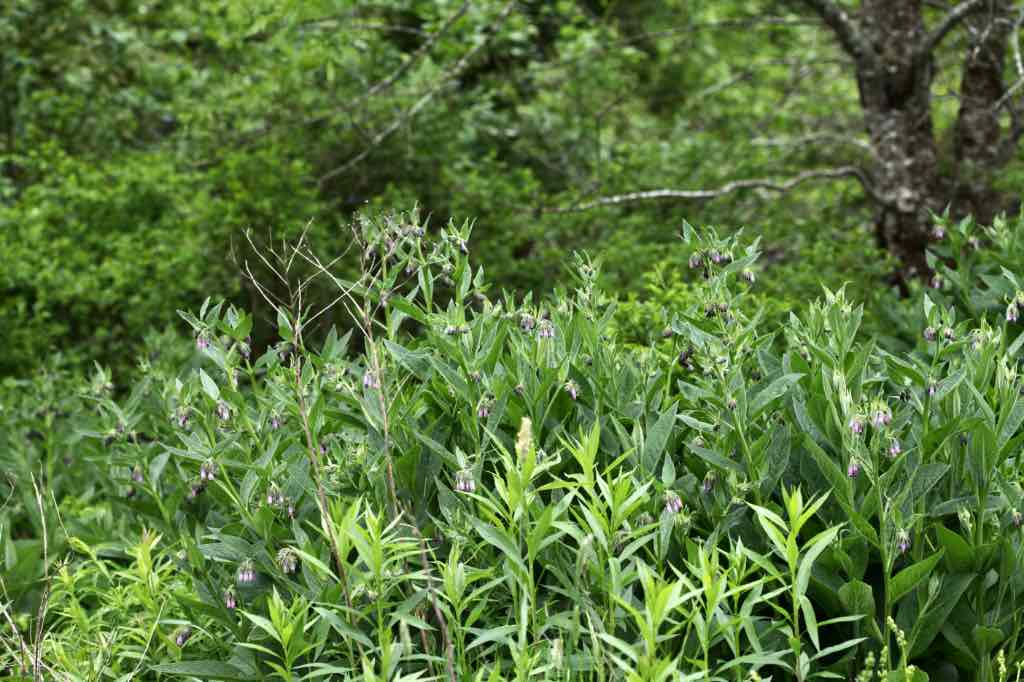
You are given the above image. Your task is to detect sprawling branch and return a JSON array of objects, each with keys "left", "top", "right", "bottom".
[
  {"left": 318, "top": 0, "right": 517, "bottom": 187},
  {"left": 542, "top": 166, "right": 886, "bottom": 214},
  {"left": 916, "top": 0, "right": 987, "bottom": 62},
  {"left": 799, "top": 0, "right": 875, "bottom": 64}
]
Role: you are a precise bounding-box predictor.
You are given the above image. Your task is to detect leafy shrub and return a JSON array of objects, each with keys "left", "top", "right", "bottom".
[{"left": 8, "top": 209, "right": 1024, "bottom": 681}]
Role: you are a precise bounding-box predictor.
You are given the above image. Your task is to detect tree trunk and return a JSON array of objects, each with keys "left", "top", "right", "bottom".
[
  {"left": 953, "top": 2, "right": 1016, "bottom": 225},
  {"left": 856, "top": 0, "right": 941, "bottom": 277}
]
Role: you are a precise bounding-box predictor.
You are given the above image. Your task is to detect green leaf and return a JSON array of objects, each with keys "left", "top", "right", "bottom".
[
  {"left": 934, "top": 526, "right": 973, "bottom": 572},
  {"left": 199, "top": 368, "right": 220, "bottom": 401},
  {"left": 797, "top": 526, "right": 842, "bottom": 598},
  {"left": 890, "top": 550, "right": 944, "bottom": 603},
  {"left": 749, "top": 373, "right": 803, "bottom": 420},
  {"left": 641, "top": 407, "right": 676, "bottom": 475},
  {"left": 149, "top": 661, "right": 252, "bottom": 679}
]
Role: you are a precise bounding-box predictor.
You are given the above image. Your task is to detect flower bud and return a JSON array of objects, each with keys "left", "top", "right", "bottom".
[
  {"left": 455, "top": 469, "right": 476, "bottom": 494},
  {"left": 196, "top": 335, "right": 210, "bottom": 351},
  {"left": 269, "top": 415, "right": 282, "bottom": 430},
  {"left": 942, "top": 327, "right": 955, "bottom": 341},
  {"left": 930, "top": 274, "right": 943, "bottom": 290},
  {"left": 1013, "top": 508, "right": 1022, "bottom": 529},
  {"left": 174, "top": 626, "right": 193, "bottom": 647},
  {"left": 931, "top": 225, "right": 945, "bottom": 240},
  {"left": 565, "top": 380, "right": 580, "bottom": 400},
  {"left": 664, "top": 491, "right": 684, "bottom": 515},
  {"left": 896, "top": 528, "right": 911, "bottom": 555},
  {"left": 363, "top": 370, "right": 379, "bottom": 389},
  {"left": 132, "top": 465, "right": 144, "bottom": 484},
  {"left": 847, "top": 458, "right": 860, "bottom": 478},
  {"left": 176, "top": 408, "right": 191, "bottom": 428},
  {"left": 277, "top": 547, "right": 299, "bottom": 575},
  {"left": 727, "top": 397, "right": 737, "bottom": 410},
  {"left": 537, "top": 320, "right": 555, "bottom": 339},
  {"left": 689, "top": 253, "right": 702, "bottom": 269},
  {"left": 661, "top": 327, "right": 673, "bottom": 338},
  {"left": 888, "top": 438, "right": 902, "bottom": 457},
  {"left": 237, "top": 560, "right": 256, "bottom": 585},
  {"left": 224, "top": 588, "right": 237, "bottom": 610},
  {"left": 199, "top": 460, "right": 217, "bottom": 482},
  {"left": 1007, "top": 303, "right": 1019, "bottom": 323},
  {"left": 923, "top": 326, "right": 937, "bottom": 342},
  {"left": 702, "top": 471, "right": 715, "bottom": 494},
  {"left": 216, "top": 401, "right": 231, "bottom": 422},
  {"left": 849, "top": 416, "right": 864, "bottom": 435}
]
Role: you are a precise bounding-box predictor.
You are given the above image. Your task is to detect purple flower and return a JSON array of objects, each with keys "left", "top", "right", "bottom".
[
  {"left": 927, "top": 383, "right": 937, "bottom": 397},
  {"left": 132, "top": 465, "right": 144, "bottom": 484},
  {"left": 537, "top": 320, "right": 555, "bottom": 339},
  {"left": 849, "top": 417, "right": 864, "bottom": 435},
  {"left": 664, "top": 491, "right": 684, "bottom": 515},
  {"left": 237, "top": 560, "right": 256, "bottom": 585},
  {"left": 520, "top": 314, "right": 536, "bottom": 332},
  {"left": 702, "top": 472, "right": 715, "bottom": 494},
  {"left": 216, "top": 401, "right": 231, "bottom": 421},
  {"left": 224, "top": 589, "right": 237, "bottom": 610},
  {"left": 1008, "top": 303, "right": 1019, "bottom": 323},
  {"left": 277, "top": 548, "right": 298, "bottom": 575},
  {"left": 196, "top": 335, "right": 209, "bottom": 351},
  {"left": 270, "top": 415, "right": 282, "bottom": 430},
  {"left": 565, "top": 381, "right": 580, "bottom": 401},
  {"left": 710, "top": 250, "right": 722, "bottom": 264},
  {"left": 930, "top": 275, "right": 943, "bottom": 290},
  {"left": 931, "top": 226, "right": 945, "bottom": 241},
  {"left": 923, "top": 326, "right": 937, "bottom": 342},
  {"left": 888, "top": 439, "right": 902, "bottom": 457},
  {"left": 285, "top": 498, "right": 295, "bottom": 519},
  {"left": 942, "top": 327, "right": 955, "bottom": 341},
  {"left": 847, "top": 458, "right": 860, "bottom": 478},
  {"left": 199, "top": 460, "right": 217, "bottom": 482},
  {"left": 319, "top": 442, "right": 328, "bottom": 456},
  {"left": 266, "top": 485, "right": 282, "bottom": 507},
  {"left": 363, "top": 370, "right": 379, "bottom": 389},
  {"left": 896, "top": 529, "right": 911, "bottom": 555},
  {"left": 477, "top": 402, "right": 491, "bottom": 419},
  {"left": 455, "top": 470, "right": 476, "bottom": 494},
  {"left": 176, "top": 408, "right": 191, "bottom": 428},
  {"left": 188, "top": 481, "right": 205, "bottom": 500},
  {"left": 689, "top": 253, "right": 702, "bottom": 269},
  {"left": 444, "top": 324, "right": 458, "bottom": 336},
  {"left": 174, "top": 627, "right": 192, "bottom": 647},
  {"left": 872, "top": 408, "right": 891, "bottom": 429}
]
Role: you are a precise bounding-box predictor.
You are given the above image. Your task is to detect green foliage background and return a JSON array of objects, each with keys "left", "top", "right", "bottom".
[{"left": 0, "top": 0, "right": 932, "bottom": 376}]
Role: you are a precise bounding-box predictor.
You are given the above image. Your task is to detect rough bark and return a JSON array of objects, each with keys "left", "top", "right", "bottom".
[
  {"left": 802, "top": 0, "right": 1016, "bottom": 280},
  {"left": 953, "top": 2, "right": 1016, "bottom": 225}
]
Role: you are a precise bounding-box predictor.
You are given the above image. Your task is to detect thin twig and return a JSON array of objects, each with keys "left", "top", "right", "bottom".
[
  {"left": 318, "top": 0, "right": 518, "bottom": 187},
  {"left": 540, "top": 166, "right": 880, "bottom": 213}
]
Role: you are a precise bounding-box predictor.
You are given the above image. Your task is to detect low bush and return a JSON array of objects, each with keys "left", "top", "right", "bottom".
[{"left": 6, "top": 209, "right": 1024, "bottom": 681}]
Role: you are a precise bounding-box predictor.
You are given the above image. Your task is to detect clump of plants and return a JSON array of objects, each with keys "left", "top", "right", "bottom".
[{"left": 6, "top": 208, "right": 1024, "bottom": 681}]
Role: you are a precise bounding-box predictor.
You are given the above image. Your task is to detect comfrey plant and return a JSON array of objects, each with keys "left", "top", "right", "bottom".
[{"left": 27, "top": 210, "right": 1024, "bottom": 681}]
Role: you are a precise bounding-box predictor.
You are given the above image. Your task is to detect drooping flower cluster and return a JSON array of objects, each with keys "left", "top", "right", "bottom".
[
  {"left": 537, "top": 319, "right": 555, "bottom": 339},
  {"left": 277, "top": 548, "right": 299, "bottom": 575},
  {"left": 564, "top": 380, "right": 580, "bottom": 401},
  {"left": 455, "top": 469, "right": 476, "bottom": 493},
  {"left": 237, "top": 560, "right": 257, "bottom": 585},
  {"left": 199, "top": 460, "right": 217, "bottom": 482},
  {"left": 224, "top": 588, "right": 237, "bottom": 610},
  {"left": 847, "top": 458, "right": 860, "bottom": 478},
  {"left": 664, "top": 491, "right": 684, "bottom": 515}
]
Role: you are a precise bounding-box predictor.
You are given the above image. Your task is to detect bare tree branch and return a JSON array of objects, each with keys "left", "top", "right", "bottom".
[
  {"left": 541, "top": 166, "right": 885, "bottom": 214},
  {"left": 917, "top": 0, "right": 987, "bottom": 61},
  {"left": 799, "top": 0, "right": 876, "bottom": 64},
  {"left": 318, "top": 0, "right": 517, "bottom": 187}
]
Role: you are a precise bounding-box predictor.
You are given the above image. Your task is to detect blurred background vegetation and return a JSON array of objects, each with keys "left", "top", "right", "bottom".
[{"left": 2, "top": 0, "right": 1022, "bottom": 377}]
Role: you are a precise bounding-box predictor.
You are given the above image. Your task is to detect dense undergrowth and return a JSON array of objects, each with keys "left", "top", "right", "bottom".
[{"left": 4, "top": 210, "right": 1024, "bottom": 681}]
